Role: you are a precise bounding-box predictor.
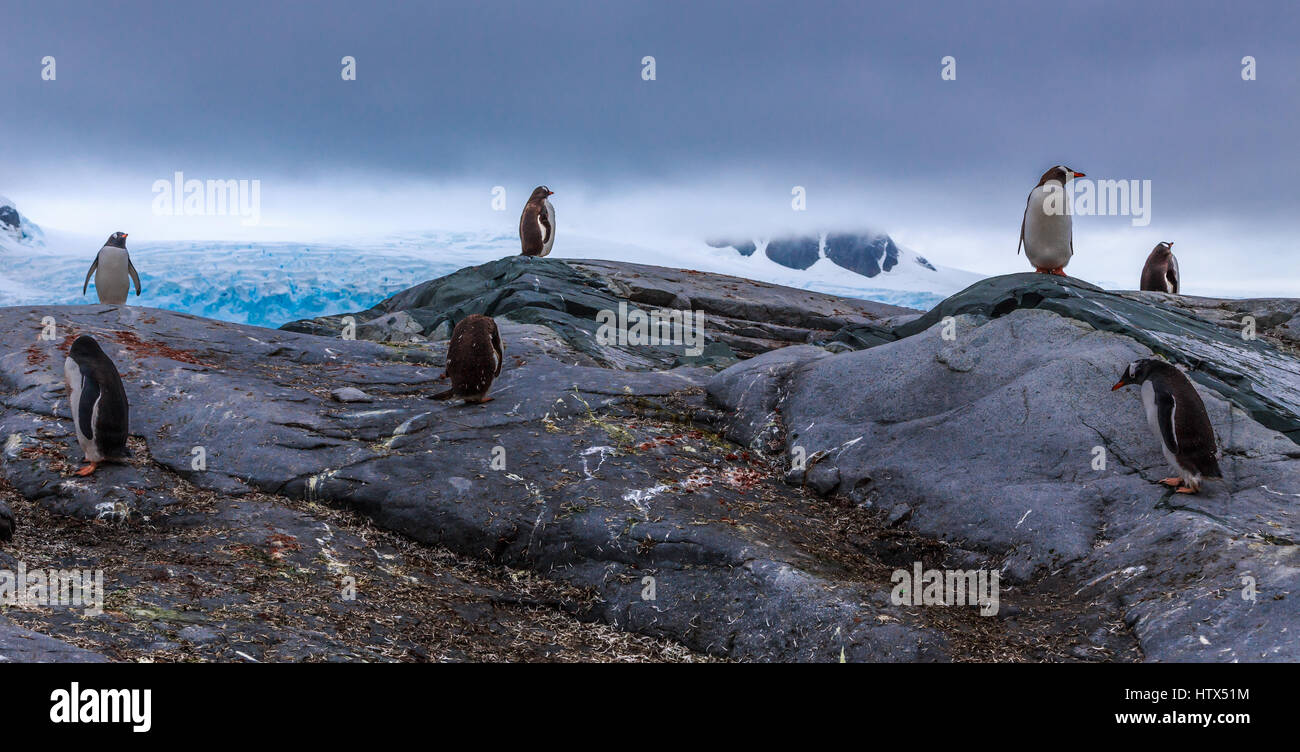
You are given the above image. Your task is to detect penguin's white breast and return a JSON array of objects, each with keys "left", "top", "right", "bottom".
[
  {"left": 95, "top": 248, "right": 131, "bottom": 302},
  {"left": 1023, "top": 185, "right": 1072, "bottom": 265}
]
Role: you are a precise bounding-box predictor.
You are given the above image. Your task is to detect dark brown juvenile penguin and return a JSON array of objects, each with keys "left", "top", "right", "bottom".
[
  {"left": 431, "top": 314, "right": 503, "bottom": 404},
  {"left": 519, "top": 186, "right": 555, "bottom": 257},
  {"left": 1139, "top": 241, "right": 1180, "bottom": 293},
  {"left": 1112, "top": 358, "right": 1222, "bottom": 494},
  {"left": 1018, "top": 165, "right": 1085, "bottom": 276}
]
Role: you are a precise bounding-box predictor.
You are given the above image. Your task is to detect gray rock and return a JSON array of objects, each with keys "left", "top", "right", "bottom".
[
  {"left": 356, "top": 311, "right": 426, "bottom": 343},
  {"left": 709, "top": 279, "right": 1300, "bottom": 661},
  {"left": 330, "top": 387, "right": 373, "bottom": 403},
  {"left": 177, "top": 625, "right": 221, "bottom": 644},
  {"left": 0, "top": 617, "right": 107, "bottom": 662}
]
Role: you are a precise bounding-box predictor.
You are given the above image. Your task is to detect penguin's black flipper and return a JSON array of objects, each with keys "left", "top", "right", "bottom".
[
  {"left": 429, "top": 388, "right": 455, "bottom": 400},
  {"left": 82, "top": 253, "right": 100, "bottom": 296},
  {"left": 128, "top": 258, "right": 142, "bottom": 296}
]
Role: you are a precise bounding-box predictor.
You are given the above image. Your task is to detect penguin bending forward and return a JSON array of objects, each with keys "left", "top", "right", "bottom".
[
  {"left": 431, "top": 314, "right": 503, "bottom": 404},
  {"left": 1019, "top": 165, "right": 1084, "bottom": 276},
  {"left": 519, "top": 186, "right": 555, "bottom": 257},
  {"left": 1112, "top": 359, "right": 1222, "bottom": 494},
  {"left": 83, "top": 232, "right": 141, "bottom": 305},
  {"left": 64, "top": 335, "right": 131, "bottom": 476},
  {"left": 1139, "top": 242, "right": 1180, "bottom": 294}
]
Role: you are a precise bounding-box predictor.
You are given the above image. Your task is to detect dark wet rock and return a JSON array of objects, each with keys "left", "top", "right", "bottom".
[
  {"left": 878, "top": 273, "right": 1300, "bottom": 443},
  {"left": 709, "top": 273, "right": 1300, "bottom": 661},
  {"left": 284, "top": 256, "right": 909, "bottom": 368}
]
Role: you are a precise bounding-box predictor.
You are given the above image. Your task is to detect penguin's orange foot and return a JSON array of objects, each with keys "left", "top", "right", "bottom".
[
  {"left": 75, "top": 463, "right": 99, "bottom": 477},
  {"left": 1158, "top": 477, "right": 1183, "bottom": 487},
  {"left": 1033, "top": 268, "right": 1051, "bottom": 274},
  {"left": 1174, "top": 486, "right": 1199, "bottom": 494},
  {"left": 1049, "top": 267, "right": 1067, "bottom": 277},
  {"left": 476, "top": 397, "right": 495, "bottom": 404}
]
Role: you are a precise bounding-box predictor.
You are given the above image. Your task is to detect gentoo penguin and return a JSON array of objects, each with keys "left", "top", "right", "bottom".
[
  {"left": 0, "top": 499, "right": 13, "bottom": 543},
  {"left": 431, "top": 314, "right": 503, "bottom": 404},
  {"left": 519, "top": 186, "right": 556, "bottom": 257},
  {"left": 1112, "top": 358, "right": 1222, "bottom": 494},
  {"left": 1139, "top": 242, "right": 1180, "bottom": 294},
  {"left": 63, "top": 335, "right": 130, "bottom": 476},
  {"left": 82, "top": 232, "right": 141, "bottom": 305},
  {"left": 1019, "top": 165, "right": 1085, "bottom": 276}
]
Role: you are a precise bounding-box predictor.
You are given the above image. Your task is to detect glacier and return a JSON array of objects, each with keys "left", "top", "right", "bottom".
[{"left": 1, "top": 209, "right": 979, "bottom": 328}]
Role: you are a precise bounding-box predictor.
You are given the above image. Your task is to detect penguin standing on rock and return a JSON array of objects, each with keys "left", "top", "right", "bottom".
[
  {"left": 431, "top": 314, "right": 503, "bottom": 404},
  {"left": 519, "top": 186, "right": 555, "bottom": 257},
  {"left": 1019, "top": 165, "right": 1085, "bottom": 276},
  {"left": 63, "top": 335, "right": 131, "bottom": 476},
  {"left": 1140, "top": 242, "right": 1180, "bottom": 293},
  {"left": 82, "top": 232, "right": 142, "bottom": 305},
  {"left": 1112, "top": 358, "right": 1222, "bottom": 494}
]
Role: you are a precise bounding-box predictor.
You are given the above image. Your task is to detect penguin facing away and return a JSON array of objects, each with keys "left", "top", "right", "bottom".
[
  {"left": 519, "top": 186, "right": 555, "bottom": 257},
  {"left": 1112, "top": 358, "right": 1222, "bottom": 494},
  {"left": 63, "top": 335, "right": 131, "bottom": 476},
  {"left": 1139, "top": 242, "right": 1180, "bottom": 294},
  {"left": 1019, "top": 165, "right": 1085, "bottom": 276},
  {"left": 82, "top": 232, "right": 141, "bottom": 305},
  {"left": 431, "top": 314, "right": 503, "bottom": 404}
]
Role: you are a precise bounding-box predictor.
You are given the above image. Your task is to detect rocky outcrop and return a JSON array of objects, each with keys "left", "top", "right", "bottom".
[
  {"left": 1, "top": 261, "right": 1296, "bottom": 662},
  {"left": 712, "top": 273, "right": 1300, "bottom": 661},
  {"left": 283, "top": 256, "right": 910, "bottom": 369}
]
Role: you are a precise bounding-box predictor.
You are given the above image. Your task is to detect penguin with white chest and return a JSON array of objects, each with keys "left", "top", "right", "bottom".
[
  {"left": 82, "top": 232, "right": 142, "bottom": 305},
  {"left": 1139, "top": 241, "right": 1180, "bottom": 294},
  {"left": 64, "top": 335, "right": 131, "bottom": 476},
  {"left": 431, "top": 314, "right": 503, "bottom": 404},
  {"left": 519, "top": 186, "right": 555, "bottom": 257},
  {"left": 1019, "top": 165, "right": 1085, "bottom": 276},
  {"left": 1112, "top": 359, "right": 1222, "bottom": 494}
]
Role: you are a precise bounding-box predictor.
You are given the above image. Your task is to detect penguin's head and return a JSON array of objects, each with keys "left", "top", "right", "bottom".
[
  {"left": 1038, "top": 165, "right": 1085, "bottom": 187},
  {"left": 69, "top": 334, "right": 106, "bottom": 361},
  {"left": 1152, "top": 241, "right": 1174, "bottom": 254},
  {"left": 1111, "top": 358, "right": 1160, "bottom": 390},
  {"left": 530, "top": 186, "right": 554, "bottom": 200},
  {"left": 106, "top": 232, "right": 128, "bottom": 248}
]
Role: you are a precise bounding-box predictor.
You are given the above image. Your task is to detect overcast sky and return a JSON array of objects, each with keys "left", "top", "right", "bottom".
[{"left": 2, "top": 1, "right": 1296, "bottom": 293}]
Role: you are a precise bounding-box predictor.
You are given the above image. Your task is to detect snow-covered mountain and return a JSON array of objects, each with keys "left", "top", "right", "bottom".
[
  {"left": 0, "top": 195, "right": 45, "bottom": 247},
  {"left": 698, "top": 232, "right": 982, "bottom": 307}
]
